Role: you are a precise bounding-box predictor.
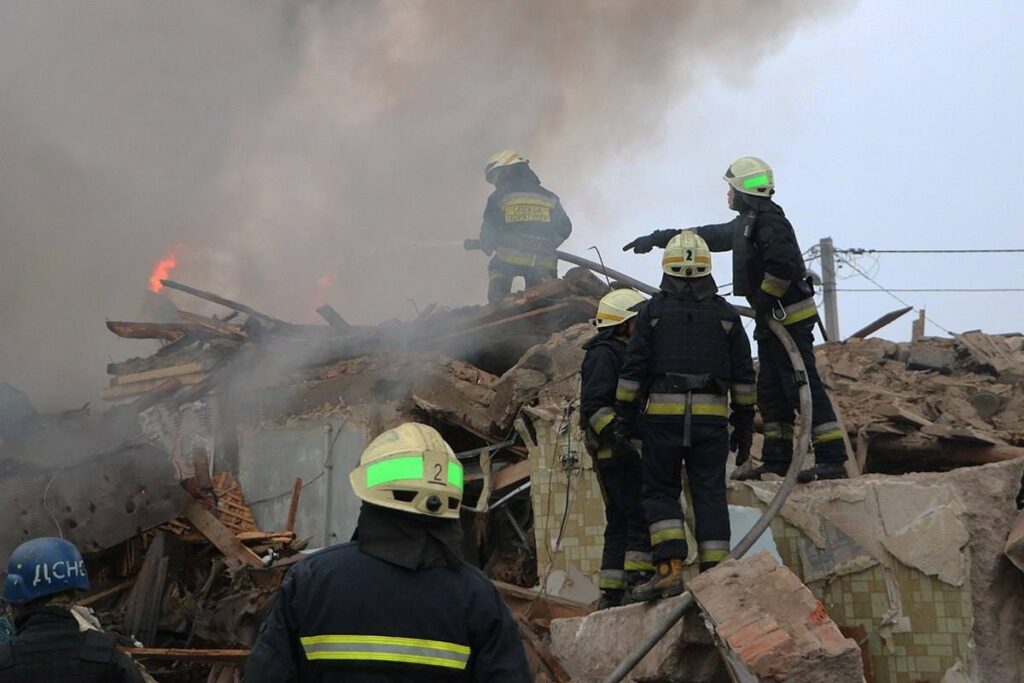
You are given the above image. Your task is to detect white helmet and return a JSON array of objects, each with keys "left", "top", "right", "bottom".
[
  {"left": 349, "top": 423, "right": 463, "bottom": 519},
  {"left": 724, "top": 156, "right": 774, "bottom": 197},
  {"left": 662, "top": 231, "right": 712, "bottom": 278},
  {"left": 485, "top": 150, "right": 528, "bottom": 184},
  {"left": 592, "top": 289, "right": 646, "bottom": 328}
]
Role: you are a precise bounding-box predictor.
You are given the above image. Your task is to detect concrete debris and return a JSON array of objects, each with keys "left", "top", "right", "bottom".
[
  {"left": 815, "top": 333, "right": 1024, "bottom": 472},
  {"left": 1006, "top": 512, "right": 1024, "bottom": 574},
  {"left": 689, "top": 551, "right": 864, "bottom": 683}
]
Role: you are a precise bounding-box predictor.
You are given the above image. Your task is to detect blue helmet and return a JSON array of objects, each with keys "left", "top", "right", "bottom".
[{"left": 3, "top": 537, "right": 90, "bottom": 605}]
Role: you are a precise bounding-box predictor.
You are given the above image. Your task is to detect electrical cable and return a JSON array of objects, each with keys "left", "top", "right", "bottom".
[
  {"left": 834, "top": 254, "right": 954, "bottom": 336},
  {"left": 838, "top": 248, "right": 1024, "bottom": 254}
]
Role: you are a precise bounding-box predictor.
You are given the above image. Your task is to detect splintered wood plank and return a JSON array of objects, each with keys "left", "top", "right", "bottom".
[{"left": 182, "top": 499, "right": 264, "bottom": 568}]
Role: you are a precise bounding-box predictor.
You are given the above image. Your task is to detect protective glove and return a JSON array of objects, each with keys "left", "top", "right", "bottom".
[
  {"left": 749, "top": 289, "right": 779, "bottom": 318},
  {"left": 729, "top": 412, "right": 754, "bottom": 467},
  {"left": 610, "top": 418, "right": 641, "bottom": 463},
  {"left": 622, "top": 234, "right": 658, "bottom": 254}
]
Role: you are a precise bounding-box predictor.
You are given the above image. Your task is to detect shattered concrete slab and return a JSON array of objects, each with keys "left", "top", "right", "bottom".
[
  {"left": 689, "top": 552, "right": 864, "bottom": 683},
  {"left": 548, "top": 598, "right": 726, "bottom": 683},
  {"left": 1006, "top": 511, "right": 1024, "bottom": 574}
]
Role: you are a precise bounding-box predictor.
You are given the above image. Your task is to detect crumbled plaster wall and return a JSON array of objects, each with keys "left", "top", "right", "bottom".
[{"left": 532, "top": 433, "right": 1024, "bottom": 683}]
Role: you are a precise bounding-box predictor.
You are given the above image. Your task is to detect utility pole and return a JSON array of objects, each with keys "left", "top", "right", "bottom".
[{"left": 819, "top": 237, "right": 840, "bottom": 341}]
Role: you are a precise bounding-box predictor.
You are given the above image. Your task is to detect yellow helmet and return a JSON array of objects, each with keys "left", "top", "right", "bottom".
[
  {"left": 485, "top": 149, "right": 528, "bottom": 184},
  {"left": 663, "top": 230, "right": 712, "bottom": 278},
  {"left": 724, "top": 156, "right": 774, "bottom": 197},
  {"left": 592, "top": 289, "right": 646, "bottom": 328},
  {"left": 349, "top": 422, "right": 464, "bottom": 519}
]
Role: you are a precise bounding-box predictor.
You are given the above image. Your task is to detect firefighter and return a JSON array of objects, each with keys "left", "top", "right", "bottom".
[
  {"left": 622, "top": 157, "right": 848, "bottom": 482},
  {"left": 581, "top": 288, "right": 653, "bottom": 609},
  {"left": 0, "top": 537, "right": 145, "bottom": 682},
  {"left": 479, "top": 150, "right": 572, "bottom": 303},
  {"left": 615, "top": 232, "right": 755, "bottom": 602},
  {"left": 244, "top": 422, "right": 530, "bottom": 683}
]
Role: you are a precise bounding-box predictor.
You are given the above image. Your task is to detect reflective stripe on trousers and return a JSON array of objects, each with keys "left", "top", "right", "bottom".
[
  {"left": 649, "top": 519, "right": 686, "bottom": 546},
  {"left": 644, "top": 393, "right": 728, "bottom": 417},
  {"left": 598, "top": 569, "right": 627, "bottom": 590},
  {"left": 778, "top": 296, "right": 818, "bottom": 326},
  {"left": 300, "top": 635, "right": 471, "bottom": 670},
  {"left": 698, "top": 540, "right": 730, "bottom": 565},
  {"left": 812, "top": 421, "right": 845, "bottom": 444},
  {"left": 624, "top": 550, "right": 653, "bottom": 572}
]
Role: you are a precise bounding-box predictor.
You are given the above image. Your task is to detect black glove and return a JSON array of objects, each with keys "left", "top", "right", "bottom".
[
  {"left": 610, "top": 418, "right": 640, "bottom": 463},
  {"left": 622, "top": 234, "right": 658, "bottom": 254},
  {"left": 730, "top": 412, "right": 754, "bottom": 467},
  {"left": 749, "top": 289, "right": 779, "bottom": 318},
  {"left": 1017, "top": 473, "right": 1024, "bottom": 510}
]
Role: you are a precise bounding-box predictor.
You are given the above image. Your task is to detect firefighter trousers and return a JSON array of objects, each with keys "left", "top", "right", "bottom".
[
  {"left": 487, "top": 259, "right": 556, "bottom": 303},
  {"left": 594, "top": 458, "right": 652, "bottom": 590},
  {"left": 640, "top": 419, "right": 730, "bottom": 569},
  {"left": 756, "top": 319, "right": 847, "bottom": 464}
]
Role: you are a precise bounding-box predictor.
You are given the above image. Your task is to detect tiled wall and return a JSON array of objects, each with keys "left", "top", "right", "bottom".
[{"left": 528, "top": 420, "right": 975, "bottom": 682}]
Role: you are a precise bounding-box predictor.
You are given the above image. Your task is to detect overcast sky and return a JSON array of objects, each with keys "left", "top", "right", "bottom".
[
  {"left": 570, "top": 0, "right": 1024, "bottom": 340},
  {"left": 2, "top": 0, "right": 1021, "bottom": 410}
]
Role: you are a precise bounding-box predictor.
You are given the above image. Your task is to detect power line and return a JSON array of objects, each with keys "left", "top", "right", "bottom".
[
  {"left": 837, "top": 248, "right": 1024, "bottom": 255},
  {"left": 834, "top": 253, "right": 954, "bottom": 335},
  {"left": 837, "top": 288, "right": 1024, "bottom": 293}
]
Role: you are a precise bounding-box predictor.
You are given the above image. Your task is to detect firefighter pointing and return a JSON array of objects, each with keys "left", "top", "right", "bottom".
[
  {"left": 245, "top": 423, "right": 529, "bottom": 682},
  {"left": 623, "top": 158, "right": 849, "bottom": 483}
]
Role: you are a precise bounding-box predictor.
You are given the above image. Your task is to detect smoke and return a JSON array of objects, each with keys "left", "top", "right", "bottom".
[{"left": 0, "top": 0, "right": 850, "bottom": 410}]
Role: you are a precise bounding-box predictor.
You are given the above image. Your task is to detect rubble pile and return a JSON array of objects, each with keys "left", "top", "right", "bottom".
[{"left": 816, "top": 332, "right": 1024, "bottom": 473}]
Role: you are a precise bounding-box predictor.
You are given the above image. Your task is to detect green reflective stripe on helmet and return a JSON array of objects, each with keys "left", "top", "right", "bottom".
[
  {"left": 365, "top": 455, "right": 424, "bottom": 488},
  {"left": 447, "top": 460, "right": 464, "bottom": 491},
  {"left": 742, "top": 173, "right": 770, "bottom": 189}
]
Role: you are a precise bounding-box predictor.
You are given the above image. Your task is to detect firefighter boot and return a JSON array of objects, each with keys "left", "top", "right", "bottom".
[
  {"left": 629, "top": 559, "right": 686, "bottom": 603},
  {"left": 733, "top": 462, "right": 788, "bottom": 481},
  {"left": 597, "top": 589, "right": 624, "bottom": 610},
  {"left": 797, "top": 462, "right": 847, "bottom": 483},
  {"left": 618, "top": 570, "right": 654, "bottom": 606}
]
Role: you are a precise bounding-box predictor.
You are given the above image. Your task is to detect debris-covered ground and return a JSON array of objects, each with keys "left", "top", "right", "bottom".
[{"left": 3, "top": 271, "right": 1024, "bottom": 681}]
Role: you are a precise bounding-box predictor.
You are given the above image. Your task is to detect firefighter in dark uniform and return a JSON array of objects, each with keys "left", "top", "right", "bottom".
[
  {"left": 623, "top": 157, "right": 848, "bottom": 483},
  {"left": 615, "top": 232, "right": 756, "bottom": 602},
  {"left": 0, "top": 537, "right": 145, "bottom": 683},
  {"left": 581, "top": 288, "right": 653, "bottom": 609},
  {"left": 245, "top": 422, "right": 529, "bottom": 683},
  {"left": 479, "top": 150, "right": 572, "bottom": 303}
]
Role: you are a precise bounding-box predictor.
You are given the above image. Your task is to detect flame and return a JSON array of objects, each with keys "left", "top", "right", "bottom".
[{"left": 148, "top": 254, "right": 177, "bottom": 293}]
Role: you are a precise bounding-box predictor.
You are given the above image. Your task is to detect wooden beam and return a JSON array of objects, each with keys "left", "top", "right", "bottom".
[
  {"left": 315, "top": 305, "right": 351, "bottom": 330},
  {"left": 77, "top": 580, "right": 134, "bottom": 607},
  {"left": 101, "top": 374, "right": 205, "bottom": 401},
  {"left": 285, "top": 478, "right": 303, "bottom": 533},
  {"left": 177, "top": 310, "right": 247, "bottom": 340},
  {"left": 182, "top": 499, "right": 265, "bottom": 568},
  {"left": 846, "top": 306, "right": 913, "bottom": 341},
  {"left": 491, "top": 460, "right": 531, "bottom": 491},
  {"left": 515, "top": 615, "right": 572, "bottom": 683},
  {"left": 122, "top": 648, "right": 249, "bottom": 664},
  {"left": 106, "top": 321, "right": 189, "bottom": 341},
  {"left": 112, "top": 362, "right": 205, "bottom": 386},
  {"left": 161, "top": 279, "right": 286, "bottom": 325}
]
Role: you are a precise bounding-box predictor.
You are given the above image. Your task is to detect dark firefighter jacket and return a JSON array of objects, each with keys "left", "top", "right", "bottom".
[
  {"left": 244, "top": 510, "right": 529, "bottom": 683},
  {"left": 479, "top": 165, "right": 572, "bottom": 268},
  {"left": 0, "top": 608, "right": 145, "bottom": 683},
  {"left": 580, "top": 331, "right": 628, "bottom": 455},
  {"left": 615, "top": 275, "right": 756, "bottom": 423},
  {"left": 644, "top": 200, "right": 815, "bottom": 323}
]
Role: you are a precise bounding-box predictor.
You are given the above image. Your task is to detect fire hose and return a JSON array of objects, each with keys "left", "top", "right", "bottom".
[{"left": 465, "top": 241, "right": 812, "bottom": 681}]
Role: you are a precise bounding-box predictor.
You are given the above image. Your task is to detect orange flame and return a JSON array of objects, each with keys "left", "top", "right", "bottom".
[{"left": 148, "top": 254, "right": 177, "bottom": 293}]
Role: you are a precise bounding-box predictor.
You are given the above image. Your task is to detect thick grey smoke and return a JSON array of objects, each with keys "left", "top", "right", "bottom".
[{"left": 0, "top": 1, "right": 850, "bottom": 410}]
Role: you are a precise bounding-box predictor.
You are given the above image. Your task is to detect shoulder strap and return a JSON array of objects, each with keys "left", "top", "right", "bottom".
[{"left": 79, "top": 630, "right": 116, "bottom": 664}]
